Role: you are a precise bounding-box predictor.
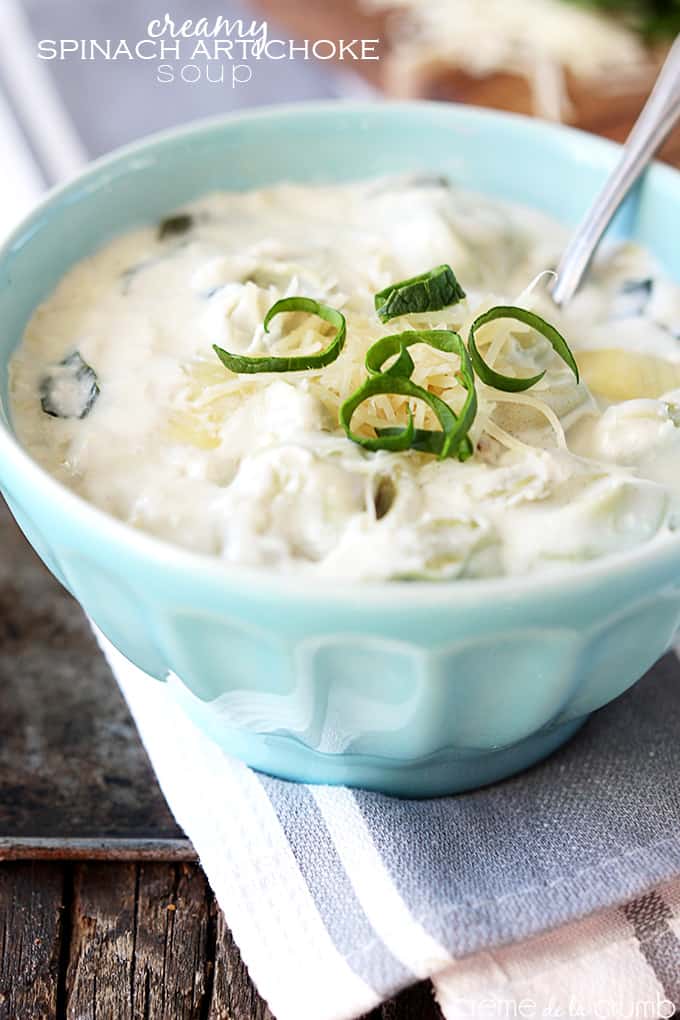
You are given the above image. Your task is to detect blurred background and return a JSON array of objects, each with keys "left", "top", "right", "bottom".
[{"left": 0, "top": 0, "right": 678, "bottom": 232}]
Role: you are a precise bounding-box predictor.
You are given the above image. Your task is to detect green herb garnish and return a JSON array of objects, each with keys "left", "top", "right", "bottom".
[
  {"left": 213, "top": 297, "right": 346, "bottom": 374},
  {"left": 468, "top": 306, "right": 579, "bottom": 392},
  {"left": 210, "top": 264, "right": 578, "bottom": 464},
  {"left": 340, "top": 329, "right": 477, "bottom": 460},
  {"left": 375, "top": 425, "right": 473, "bottom": 460},
  {"left": 374, "top": 264, "right": 466, "bottom": 323}
]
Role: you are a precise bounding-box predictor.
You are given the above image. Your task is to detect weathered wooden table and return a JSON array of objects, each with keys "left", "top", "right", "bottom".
[{"left": 0, "top": 859, "right": 439, "bottom": 1019}]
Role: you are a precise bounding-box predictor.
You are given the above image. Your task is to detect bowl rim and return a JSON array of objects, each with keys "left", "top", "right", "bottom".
[{"left": 2, "top": 98, "right": 680, "bottom": 606}]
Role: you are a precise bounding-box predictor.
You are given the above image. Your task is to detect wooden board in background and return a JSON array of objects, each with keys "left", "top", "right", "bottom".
[{"left": 256, "top": 0, "right": 680, "bottom": 167}]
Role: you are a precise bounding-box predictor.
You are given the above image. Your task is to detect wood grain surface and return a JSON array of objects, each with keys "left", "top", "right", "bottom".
[
  {"left": 0, "top": 861, "right": 444, "bottom": 1020},
  {"left": 0, "top": 499, "right": 185, "bottom": 850}
]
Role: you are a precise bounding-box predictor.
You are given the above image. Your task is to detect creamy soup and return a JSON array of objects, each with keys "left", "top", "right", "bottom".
[{"left": 10, "top": 176, "right": 680, "bottom": 580}]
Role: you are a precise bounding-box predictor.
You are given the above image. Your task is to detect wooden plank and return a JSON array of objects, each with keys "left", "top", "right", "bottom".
[
  {"left": 131, "top": 863, "right": 213, "bottom": 1020},
  {"left": 0, "top": 862, "right": 65, "bottom": 1020},
  {"left": 65, "top": 861, "right": 137, "bottom": 1019},
  {"left": 0, "top": 861, "right": 467, "bottom": 1020},
  {"left": 209, "top": 908, "right": 275, "bottom": 1020},
  {"left": 0, "top": 498, "right": 185, "bottom": 847},
  {"left": 0, "top": 838, "right": 196, "bottom": 862},
  {"left": 412, "top": 63, "right": 680, "bottom": 166}
]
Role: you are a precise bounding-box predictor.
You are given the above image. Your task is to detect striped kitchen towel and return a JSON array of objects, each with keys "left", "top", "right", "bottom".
[{"left": 99, "top": 630, "right": 680, "bottom": 1020}]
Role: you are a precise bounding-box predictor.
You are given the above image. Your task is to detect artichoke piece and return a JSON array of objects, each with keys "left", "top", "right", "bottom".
[
  {"left": 579, "top": 348, "right": 680, "bottom": 401},
  {"left": 40, "top": 352, "right": 99, "bottom": 420}
]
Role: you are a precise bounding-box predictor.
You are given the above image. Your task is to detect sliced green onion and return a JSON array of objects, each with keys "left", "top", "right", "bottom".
[
  {"left": 468, "top": 305, "right": 579, "bottom": 392},
  {"left": 342, "top": 329, "right": 477, "bottom": 460},
  {"left": 376, "top": 426, "right": 474, "bottom": 461},
  {"left": 374, "top": 264, "right": 465, "bottom": 323},
  {"left": 213, "top": 297, "right": 346, "bottom": 374},
  {"left": 365, "top": 329, "right": 466, "bottom": 376},
  {"left": 368, "top": 330, "right": 477, "bottom": 458},
  {"left": 366, "top": 334, "right": 416, "bottom": 379},
  {"left": 340, "top": 375, "right": 416, "bottom": 453}
]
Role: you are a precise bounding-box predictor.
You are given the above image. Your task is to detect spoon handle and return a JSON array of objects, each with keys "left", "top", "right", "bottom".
[{"left": 551, "top": 34, "right": 680, "bottom": 308}]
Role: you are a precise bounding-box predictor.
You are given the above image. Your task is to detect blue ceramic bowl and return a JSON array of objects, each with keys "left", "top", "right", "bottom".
[{"left": 2, "top": 102, "right": 680, "bottom": 797}]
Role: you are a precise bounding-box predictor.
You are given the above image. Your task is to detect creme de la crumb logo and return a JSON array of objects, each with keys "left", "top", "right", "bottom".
[
  {"left": 444, "top": 996, "right": 676, "bottom": 1019},
  {"left": 36, "top": 12, "right": 380, "bottom": 88}
]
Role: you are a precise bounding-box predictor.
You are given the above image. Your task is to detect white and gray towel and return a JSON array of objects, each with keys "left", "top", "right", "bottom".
[{"left": 101, "top": 632, "right": 680, "bottom": 1020}]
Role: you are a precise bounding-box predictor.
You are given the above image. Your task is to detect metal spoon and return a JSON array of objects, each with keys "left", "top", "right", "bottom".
[{"left": 550, "top": 34, "right": 680, "bottom": 308}]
